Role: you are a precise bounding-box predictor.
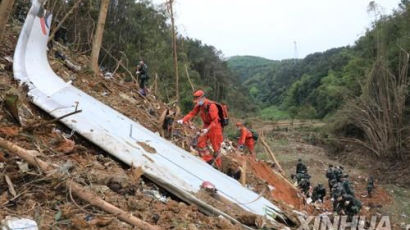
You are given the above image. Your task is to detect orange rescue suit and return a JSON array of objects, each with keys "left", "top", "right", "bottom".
[
  {"left": 238, "top": 127, "right": 255, "bottom": 152},
  {"left": 182, "top": 99, "right": 223, "bottom": 168}
]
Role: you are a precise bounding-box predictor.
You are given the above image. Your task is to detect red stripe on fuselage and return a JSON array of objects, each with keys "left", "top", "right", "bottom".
[{"left": 40, "top": 17, "right": 47, "bottom": 35}]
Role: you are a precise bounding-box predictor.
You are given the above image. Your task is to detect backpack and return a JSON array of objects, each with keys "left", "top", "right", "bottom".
[
  {"left": 250, "top": 129, "right": 259, "bottom": 141},
  {"left": 206, "top": 102, "right": 229, "bottom": 127}
]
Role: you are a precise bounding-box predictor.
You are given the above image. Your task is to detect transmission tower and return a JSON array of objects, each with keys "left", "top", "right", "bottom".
[{"left": 293, "top": 41, "right": 298, "bottom": 60}]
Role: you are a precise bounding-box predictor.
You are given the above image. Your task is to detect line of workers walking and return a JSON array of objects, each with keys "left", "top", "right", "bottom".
[{"left": 293, "top": 159, "right": 375, "bottom": 220}]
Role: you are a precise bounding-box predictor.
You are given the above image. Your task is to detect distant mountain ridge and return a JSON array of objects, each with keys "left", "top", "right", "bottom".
[
  {"left": 227, "top": 55, "right": 279, "bottom": 81},
  {"left": 227, "top": 48, "right": 353, "bottom": 118}
]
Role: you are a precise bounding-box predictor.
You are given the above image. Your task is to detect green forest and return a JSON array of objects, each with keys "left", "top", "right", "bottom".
[{"left": 228, "top": 1, "right": 410, "bottom": 121}]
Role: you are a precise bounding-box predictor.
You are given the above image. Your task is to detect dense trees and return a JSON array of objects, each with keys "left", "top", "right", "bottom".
[{"left": 11, "top": 0, "right": 255, "bottom": 114}]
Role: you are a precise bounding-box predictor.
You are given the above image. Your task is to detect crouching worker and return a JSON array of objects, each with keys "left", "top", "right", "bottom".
[
  {"left": 235, "top": 122, "right": 256, "bottom": 159},
  {"left": 177, "top": 90, "right": 223, "bottom": 169}
]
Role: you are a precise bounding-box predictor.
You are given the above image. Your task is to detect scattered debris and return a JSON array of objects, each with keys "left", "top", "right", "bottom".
[
  {"left": 4, "top": 175, "right": 16, "bottom": 198},
  {"left": 0, "top": 136, "right": 160, "bottom": 230},
  {"left": 3, "top": 92, "right": 20, "bottom": 124},
  {"left": 1, "top": 216, "right": 38, "bottom": 230},
  {"left": 200, "top": 181, "right": 217, "bottom": 194},
  {"left": 143, "top": 190, "right": 168, "bottom": 203},
  {"left": 0, "top": 126, "right": 19, "bottom": 137},
  {"left": 16, "top": 161, "right": 30, "bottom": 173},
  {"left": 54, "top": 137, "right": 75, "bottom": 154}
]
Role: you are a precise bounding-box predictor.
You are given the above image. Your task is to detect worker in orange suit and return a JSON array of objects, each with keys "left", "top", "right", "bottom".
[
  {"left": 177, "top": 90, "right": 223, "bottom": 168},
  {"left": 236, "top": 122, "right": 256, "bottom": 159}
]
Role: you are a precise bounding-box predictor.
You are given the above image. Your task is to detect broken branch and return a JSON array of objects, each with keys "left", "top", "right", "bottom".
[
  {"left": 24, "top": 109, "right": 82, "bottom": 131},
  {"left": 184, "top": 64, "right": 195, "bottom": 92},
  {"left": 101, "top": 47, "right": 134, "bottom": 80},
  {"left": 5, "top": 175, "right": 17, "bottom": 198},
  {"left": 48, "top": 0, "right": 83, "bottom": 42},
  {"left": 260, "top": 131, "right": 285, "bottom": 175}
]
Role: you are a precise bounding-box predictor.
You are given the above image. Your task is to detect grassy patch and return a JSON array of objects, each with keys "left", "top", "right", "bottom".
[
  {"left": 260, "top": 106, "right": 290, "bottom": 120},
  {"left": 385, "top": 185, "right": 410, "bottom": 223}
]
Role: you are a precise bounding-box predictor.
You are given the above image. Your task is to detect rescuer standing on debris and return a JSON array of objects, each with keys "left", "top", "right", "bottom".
[
  {"left": 136, "top": 60, "right": 149, "bottom": 96},
  {"left": 177, "top": 90, "right": 223, "bottom": 168},
  {"left": 235, "top": 122, "right": 256, "bottom": 159}
]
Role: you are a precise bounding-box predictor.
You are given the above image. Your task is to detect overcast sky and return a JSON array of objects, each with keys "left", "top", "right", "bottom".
[{"left": 152, "top": 0, "right": 402, "bottom": 60}]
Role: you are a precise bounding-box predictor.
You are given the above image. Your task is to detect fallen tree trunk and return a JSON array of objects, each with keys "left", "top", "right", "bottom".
[{"left": 0, "top": 137, "right": 159, "bottom": 230}]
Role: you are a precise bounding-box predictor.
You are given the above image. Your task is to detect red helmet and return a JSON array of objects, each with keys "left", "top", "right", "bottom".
[{"left": 193, "top": 90, "right": 205, "bottom": 98}]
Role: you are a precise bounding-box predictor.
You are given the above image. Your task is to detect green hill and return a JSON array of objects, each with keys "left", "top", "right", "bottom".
[{"left": 227, "top": 55, "right": 278, "bottom": 81}]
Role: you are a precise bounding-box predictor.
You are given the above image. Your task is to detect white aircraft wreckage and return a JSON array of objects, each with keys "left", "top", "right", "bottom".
[{"left": 13, "top": 1, "right": 294, "bottom": 228}]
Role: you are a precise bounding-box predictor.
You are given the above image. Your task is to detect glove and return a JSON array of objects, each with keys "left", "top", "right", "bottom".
[
  {"left": 177, "top": 119, "right": 184, "bottom": 125},
  {"left": 201, "top": 128, "right": 209, "bottom": 134}
]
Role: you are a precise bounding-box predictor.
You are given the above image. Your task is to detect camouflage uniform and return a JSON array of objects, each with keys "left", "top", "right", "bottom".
[
  {"left": 334, "top": 166, "right": 344, "bottom": 182},
  {"left": 332, "top": 182, "right": 345, "bottom": 213},
  {"left": 341, "top": 178, "right": 354, "bottom": 196},
  {"left": 312, "top": 184, "right": 326, "bottom": 202},
  {"left": 341, "top": 194, "right": 362, "bottom": 219},
  {"left": 367, "top": 177, "right": 374, "bottom": 198},
  {"left": 298, "top": 178, "right": 311, "bottom": 196},
  {"left": 326, "top": 165, "right": 336, "bottom": 189},
  {"left": 296, "top": 159, "right": 308, "bottom": 174}
]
